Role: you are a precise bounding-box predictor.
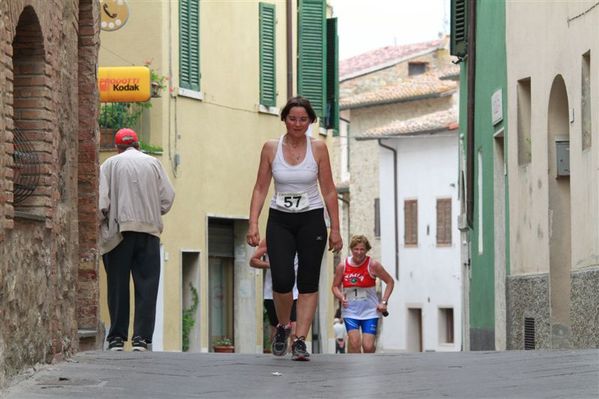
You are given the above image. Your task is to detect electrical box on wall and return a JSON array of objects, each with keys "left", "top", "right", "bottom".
[{"left": 555, "top": 137, "right": 570, "bottom": 177}]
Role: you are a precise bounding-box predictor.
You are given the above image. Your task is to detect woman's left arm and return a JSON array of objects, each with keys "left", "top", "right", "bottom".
[
  {"left": 371, "top": 260, "right": 395, "bottom": 312},
  {"left": 314, "top": 140, "right": 343, "bottom": 253}
]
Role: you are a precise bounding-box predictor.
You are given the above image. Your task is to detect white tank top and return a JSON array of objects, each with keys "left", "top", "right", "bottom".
[{"left": 269, "top": 135, "right": 324, "bottom": 212}]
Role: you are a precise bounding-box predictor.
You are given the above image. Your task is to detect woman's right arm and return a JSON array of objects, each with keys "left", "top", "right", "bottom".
[{"left": 247, "top": 141, "right": 274, "bottom": 247}]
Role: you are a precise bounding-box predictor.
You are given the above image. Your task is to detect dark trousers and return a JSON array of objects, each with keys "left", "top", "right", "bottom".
[
  {"left": 266, "top": 208, "right": 327, "bottom": 294},
  {"left": 103, "top": 231, "right": 160, "bottom": 342}
]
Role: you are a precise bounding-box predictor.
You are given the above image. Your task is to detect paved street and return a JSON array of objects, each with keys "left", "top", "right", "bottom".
[{"left": 2, "top": 349, "right": 598, "bottom": 398}]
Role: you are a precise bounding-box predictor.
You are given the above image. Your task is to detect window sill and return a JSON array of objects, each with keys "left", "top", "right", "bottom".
[
  {"left": 14, "top": 211, "right": 45, "bottom": 222},
  {"left": 258, "top": 104, "right": 279, "bottom": 116},
  {"left": 178, "top": 87, "right": 204, "bottom": 101}
]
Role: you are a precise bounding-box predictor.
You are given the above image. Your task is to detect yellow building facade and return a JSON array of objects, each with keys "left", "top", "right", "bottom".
[{"left": 98, "top": 0, "right": 339, "bottom": 353}]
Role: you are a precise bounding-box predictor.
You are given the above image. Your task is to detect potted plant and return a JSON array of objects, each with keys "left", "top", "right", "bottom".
[
  {"left": 213, "top": 336, "right": 234, "bottom": 353},
  {"left": 145, "top": 59, "right": 168, "bottom": 98},
  {"left": 182, "top": 283, "right": 199, "bottom": 352},
  {"left": 98, "top": 102, "right": 148, "bottom": 149}
]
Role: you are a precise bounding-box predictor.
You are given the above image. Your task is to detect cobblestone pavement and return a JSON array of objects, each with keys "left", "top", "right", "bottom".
[{"left": 2, "top": 349, "right": 598, "bottom": 398}]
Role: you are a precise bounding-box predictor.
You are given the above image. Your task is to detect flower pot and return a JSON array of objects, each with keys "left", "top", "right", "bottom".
[
  {"left": 213, "top": 345, "right": 234, "bottom": 353},
  {"left": 151, "top": 81, "right": 162, "bottom": 98}
]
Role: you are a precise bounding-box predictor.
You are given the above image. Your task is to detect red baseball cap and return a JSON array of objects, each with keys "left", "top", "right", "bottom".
[{"left": 114, "top": 128, "right": 139, "bottom": 145}]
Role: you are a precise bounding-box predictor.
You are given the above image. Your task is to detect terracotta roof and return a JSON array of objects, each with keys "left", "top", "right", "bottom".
[
  {"left": 340, "top": 77, "right": 457, "bottom": 110},
  {"left": 438, "top": 64, "right": 460, "bottom": 80},
  {"left": 340, "top": 38, "right": 445, "bottom": 81},
  {"left": 357, "top": 109, "right": 459, "bottom": 139}
]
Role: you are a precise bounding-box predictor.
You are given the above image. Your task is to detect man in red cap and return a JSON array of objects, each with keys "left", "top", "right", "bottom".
[{"left": 99, "top": 128, "right": 175, "bottom": 352}]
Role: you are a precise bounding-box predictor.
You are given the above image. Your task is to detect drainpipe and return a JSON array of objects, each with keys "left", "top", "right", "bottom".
[
  {"left": 378, "top": 140, "right": 399, "bottom": 280},
  {"left": 466, "top": 0, "right": 477, "bottom": 227},
  {"left": 286, "top": 0, "right": 293, "bottom": 99},
  {"left": 337, "top": 193, "right": 350, "bottom": 252}
]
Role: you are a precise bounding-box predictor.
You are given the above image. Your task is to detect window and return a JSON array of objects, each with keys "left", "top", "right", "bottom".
[
  {"left": 374, "top": 198, "right": 381, "bottom": 238},
  {"left": 408, "top": 61, "right": 427, "bottom": 76},
  {"left": 404, "top": 199, "right": 418, "bottom": 246},
  {"left": 439, "top": 308, "right": 454, "bottom": 344},
  {"left": 298, "top": 0, "right": 326, "bottom": 118},
  {"left": 179, "top": 0, "right": 200, "bottom": 91},
  {"left": 517, "top": 77, "right": 531, "bottom": 165},
  {"left": 436, "top": 198, "right": 452, "bottom": 245},
  {"left": 259, "top": 3, "right": 276, "bottom": 107},
  {"left": 450, "top": 0, "right": 467, "bottom": 59},
  {"left": 477, "top": 150, "right": 483, "bottom": 254},
  {"left": 582, "top": 51, "right": 591, "bottom": 150}
]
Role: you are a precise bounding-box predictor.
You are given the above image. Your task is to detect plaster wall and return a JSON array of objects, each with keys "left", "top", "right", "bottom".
[{"left": 506, "top": 1, "right": 599, "bottom": 348}]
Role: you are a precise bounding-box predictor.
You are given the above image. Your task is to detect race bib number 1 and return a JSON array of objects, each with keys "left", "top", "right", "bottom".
[
  {"left": 345, "top": 287, "right": 368, "bottom": 301},
  {"left": 276, "top": 192, "right": 309, "bottom": 212}
]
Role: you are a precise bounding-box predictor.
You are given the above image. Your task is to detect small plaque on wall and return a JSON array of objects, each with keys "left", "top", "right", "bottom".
[{"left": 491, "top": 89, "right": 503, "bottom": 125}]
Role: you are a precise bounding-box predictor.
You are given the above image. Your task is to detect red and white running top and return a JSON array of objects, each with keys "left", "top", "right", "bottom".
[{"left": 341, "top": 256, "right": 380, "bottom": 320}]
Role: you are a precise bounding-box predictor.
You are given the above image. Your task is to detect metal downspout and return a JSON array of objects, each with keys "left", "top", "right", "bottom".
[
  {"left": 378, "top": 140, "right": 399, "bottom": 280},
  {"left": 466, "top": 0, "right": 477, "bottom": 227},
  {"left": 286, "top": 0, "right": 293, "bottom": 99}
]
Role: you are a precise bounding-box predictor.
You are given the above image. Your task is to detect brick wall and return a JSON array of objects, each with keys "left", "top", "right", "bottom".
[{"left": 0, "top": 0, "right": 99, "bottom": 387}]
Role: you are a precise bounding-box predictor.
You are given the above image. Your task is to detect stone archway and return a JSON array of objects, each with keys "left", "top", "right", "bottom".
[
  {"left": 4, "top": 4, "right": 55, "bottom": 370},
  {"left": 547, "top": 75, "right": 572, "bottom": 348},
  {"left": 77, "top": 0, "right": 101, "bottom": 350}
]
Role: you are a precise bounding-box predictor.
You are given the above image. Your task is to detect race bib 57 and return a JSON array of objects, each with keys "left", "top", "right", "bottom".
[{"left": 275, "top": 192, "right": 309, "bottom": 212}]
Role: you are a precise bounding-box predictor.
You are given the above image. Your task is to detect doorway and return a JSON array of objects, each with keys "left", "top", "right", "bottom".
[
  {"left": 208, "top": 219, "right": 235, "bottom": 350},
  {"left": 182, "top": 251, "right": 201, "bottom": 352},
  {"left": 407, "top": 307, "right": 423, "bottom": 352},
  {"left": 493, "top": 131, "right": 507, "bottom": 350},
  {"left": 547, "top": 75, "right": 572, "bottom": 348}
]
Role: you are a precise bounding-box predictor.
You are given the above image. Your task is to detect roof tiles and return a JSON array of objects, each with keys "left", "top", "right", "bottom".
[
  {"left": 358, "top": 109, "right": 458, "bottom": 139},
  {"left": 340, "top": 38, "right": 445, "bottom": 80}
]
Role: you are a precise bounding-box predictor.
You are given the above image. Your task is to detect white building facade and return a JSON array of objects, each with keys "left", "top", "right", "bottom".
[{"left": 361, "top": 113, "right": 461, "bottom": 352}]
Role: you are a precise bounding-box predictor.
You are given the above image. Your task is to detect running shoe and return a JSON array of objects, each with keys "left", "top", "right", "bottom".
[
  {"left": 132, "top": 336, "right": 148, "bottom": 352},
  {"left": 108, "top": 337, "right": 124, "bottom": 351},
  {"left": 291, "top": 336, "right": 310, "bottom": 361},
  {"left": 271, "top": 324, "right": 291, "bottom": 356}
]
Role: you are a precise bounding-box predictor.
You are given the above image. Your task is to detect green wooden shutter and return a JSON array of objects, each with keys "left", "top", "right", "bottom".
[
  {"left": 326, "top": 17, "right": 339, "bottom": 134},
  {"left": 298, "top": 0, "right": 325, "bottom": 118},
  {"left": 180, "top": 0, "right": 200, "bottom": 91},
  {"left": 259, "top": 3, "right": 276, "bottom": 107},
  {"left": 450, "top": 0, "right": 468, "bottom": 59}
]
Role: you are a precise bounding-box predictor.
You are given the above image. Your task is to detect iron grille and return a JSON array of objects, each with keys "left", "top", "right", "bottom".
[
  {"left": 524, "top": 317, "right": 535, "bottom": 350},
  {"left": 13, "top": 127, "right": 41, "bottom": 204}
]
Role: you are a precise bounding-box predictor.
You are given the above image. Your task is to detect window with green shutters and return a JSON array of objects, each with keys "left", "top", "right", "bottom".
[
  {"left": 325, "top": 17, "right": 339, "bottom": 134},
  {"left": 180, "top": 0, "right": 200, "bottom": 91},
  {"left": 259, "top": 3, "right": 276, "bottom": 107},
  {"left": 450, "top": 0, "right": 467, "bottom": 60},
  {"left": 298, "top": 0, "right": 326, "bottom": 118}
]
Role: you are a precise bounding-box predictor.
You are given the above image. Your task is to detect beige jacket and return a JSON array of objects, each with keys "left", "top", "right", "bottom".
[{"left": 99, "top": 147, "right": 175, "bottom": 254}]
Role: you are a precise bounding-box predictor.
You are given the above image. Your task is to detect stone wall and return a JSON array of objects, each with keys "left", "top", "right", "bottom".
[
  {"left": 507, "top": 268, "right": 599, "bottom": 350},
  {"left": 570, "top": 267, "right": 599, "bottom": 348},
  {"left": 506, "top": 273, "right": 551, "bottom": 350},
  {"left": 0, "top": 0, "right": 99, "bottom": 387}
]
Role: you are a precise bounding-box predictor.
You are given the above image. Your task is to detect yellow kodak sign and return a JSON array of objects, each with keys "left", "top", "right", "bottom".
[{"left": 98, "top": 66, "right": 151, "bottom": 102}]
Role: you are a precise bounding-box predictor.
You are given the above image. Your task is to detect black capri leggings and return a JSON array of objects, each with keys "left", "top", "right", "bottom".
[{"left": 266, "top": 208, "right": 327, "bottom": 294}]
